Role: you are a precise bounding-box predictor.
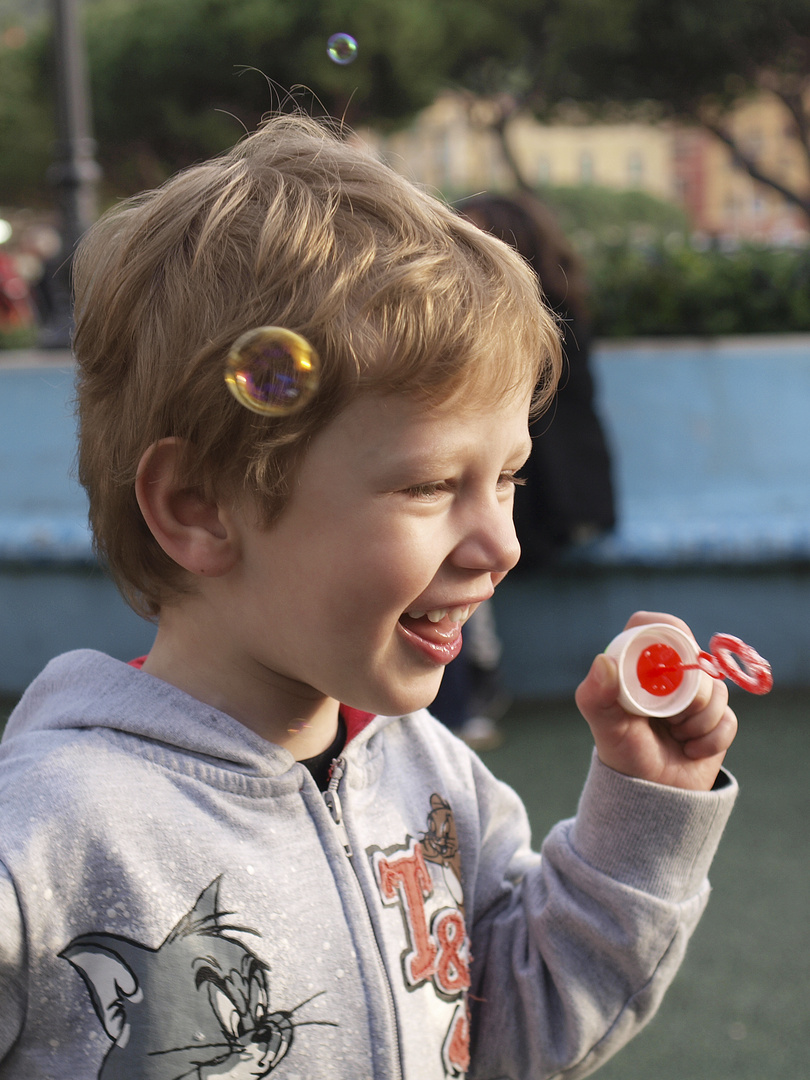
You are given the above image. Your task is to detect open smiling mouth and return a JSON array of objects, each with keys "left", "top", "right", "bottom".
[{"left": 398, "top": 606, "right": 473, "bottom": 665}]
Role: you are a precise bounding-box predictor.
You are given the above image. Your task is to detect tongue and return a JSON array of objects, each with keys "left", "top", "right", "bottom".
[{"left": 400, "top": 613, "right": 458, "bottom": 645}]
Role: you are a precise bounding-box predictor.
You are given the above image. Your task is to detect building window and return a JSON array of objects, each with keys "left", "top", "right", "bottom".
[
  {"left": 627, "top": 151, "right": 644, "bottom": 186},
  {"left": 536, "top": 155, "right": 551, "bottom": 184}
]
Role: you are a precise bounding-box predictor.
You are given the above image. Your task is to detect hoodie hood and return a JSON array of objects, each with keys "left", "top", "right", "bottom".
[{"left": 1, "top": 650, "right": 381, "bottom": 780}]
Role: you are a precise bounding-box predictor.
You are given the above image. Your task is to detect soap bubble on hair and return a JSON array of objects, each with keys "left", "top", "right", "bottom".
[
  {"left": 224, "top": 327, "right": 320, "bottom": 416},
  {"left": 327, "top": 33, "right": 358, "bottom": 65}
]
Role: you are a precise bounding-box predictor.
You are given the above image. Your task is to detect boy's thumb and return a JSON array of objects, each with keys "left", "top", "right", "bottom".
[
  {"left": 592, "top": 652, "right": 617, "bottom": 690},
  {"left": 575, "top": 652, "right": 621, "bottom": 717}
]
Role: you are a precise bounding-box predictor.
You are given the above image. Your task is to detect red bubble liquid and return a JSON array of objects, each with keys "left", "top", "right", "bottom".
[{"left": 637, "top": 643, "right": 684, "bottom": 696}]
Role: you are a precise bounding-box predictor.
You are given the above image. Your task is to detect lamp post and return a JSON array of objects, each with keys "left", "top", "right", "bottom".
[{"left": 43, "top": 0, "right": 100, "bottom": 348}]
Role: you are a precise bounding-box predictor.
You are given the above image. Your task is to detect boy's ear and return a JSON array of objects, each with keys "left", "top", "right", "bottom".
[{"left": 135, "top": 438, "right": 239, "bottom": 578}]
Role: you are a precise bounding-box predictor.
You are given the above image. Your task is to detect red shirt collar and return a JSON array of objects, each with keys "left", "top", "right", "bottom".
[{"left": 339, "top": 705, "right": 377, "bottom": 743}]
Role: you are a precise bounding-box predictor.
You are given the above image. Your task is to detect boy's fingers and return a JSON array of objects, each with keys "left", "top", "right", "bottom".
[
  {"left": 575, "top": 653, "right": 622, "bottom": 719},
  {"left": 667, "top": 674, "right": 729, "bottom": 735},
  {"left": 682, "top": 707, "right": 739, "bottom": 759},
  {"left": 684, "top": 669, "right": 716, "bottom": 714},
  {"left": 664, "top": 673, "right": 723, "bottom": 738}
]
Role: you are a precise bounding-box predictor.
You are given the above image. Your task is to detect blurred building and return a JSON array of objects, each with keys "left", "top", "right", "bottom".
[
  {"left": 361, "top": 91, "right": 810, "bottom": 245},
  {"left": 361, "top": 93, "right": 674, "bottom": 203},
  {"left": 674, "top": 95, "right": 809, "bottom": 245}
]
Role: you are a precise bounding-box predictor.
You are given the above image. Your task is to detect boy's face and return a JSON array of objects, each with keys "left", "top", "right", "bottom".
[{"left": 222, "top": 387, "right": 532, "bottom": 718}]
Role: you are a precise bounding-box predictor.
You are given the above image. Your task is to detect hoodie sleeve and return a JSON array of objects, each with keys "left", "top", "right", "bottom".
[
  {"left": 467, "top": 750, "right": 737, "bottom": 1080},
  {"left": 0, "top": 862, "right": 25, "bottom": 1062}
]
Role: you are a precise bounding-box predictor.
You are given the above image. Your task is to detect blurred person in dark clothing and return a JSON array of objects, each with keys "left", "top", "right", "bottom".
[
  {"left": 432, "top": 192, "right": 615, "bottom": 748},
  {"left": 462, "top": 192, "right": 615, "bottom": 564}
]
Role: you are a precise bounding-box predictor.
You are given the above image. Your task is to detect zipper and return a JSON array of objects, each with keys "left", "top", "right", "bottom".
[
  {"left": 323, "top": 755, "right": 352, "bottom": 856},
  {"left": 321, "top": 754, "right": 403, "bottom": 1080}
]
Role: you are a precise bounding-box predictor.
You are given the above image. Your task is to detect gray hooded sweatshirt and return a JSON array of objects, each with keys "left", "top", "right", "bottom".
[{"left": 0, "top": 649, "right": 736, "bottom": 1080}]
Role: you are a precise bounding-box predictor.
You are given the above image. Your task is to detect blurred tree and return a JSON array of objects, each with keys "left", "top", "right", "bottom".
[
  {"left": 79, "top": 0, "right": 543, "bottom": 193},
  {"left": 6, "top": 0, "right": 546, "bottom": 198},
  {"left": 5, "top": 0, "right": 810, "bottom": 210},
  {"left": 458, "top": 0, "right": 810, "bottom": 221},
  {"left": 0, "top": 24, "right": 53, "bottom": 205}
]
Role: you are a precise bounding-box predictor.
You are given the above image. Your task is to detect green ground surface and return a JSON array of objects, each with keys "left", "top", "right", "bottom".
[
  {"left": 0, "top": 688, "right": 806, "bottom": 1078},
  {"left": 478, "top": 690, "right": 809, "bottom": 1080}
]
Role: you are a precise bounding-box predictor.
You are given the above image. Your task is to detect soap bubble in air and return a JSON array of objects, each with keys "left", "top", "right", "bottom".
[
  {"left": 327, "top": 33, "right": 358, "bottom": 65},
  {"left": 224, "top": 327, "right": 320, "bottom": 416}
]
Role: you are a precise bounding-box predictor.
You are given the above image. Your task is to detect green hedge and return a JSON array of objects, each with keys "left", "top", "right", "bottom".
[
  {"left": 588, "top": 242, "right": 810, "bottom": 337},
  {"left": 462, "top": 184, "right": 810, "bottom": 338},
  {"left": 536, "top": 184, "right": 810, "bottom": 337}
]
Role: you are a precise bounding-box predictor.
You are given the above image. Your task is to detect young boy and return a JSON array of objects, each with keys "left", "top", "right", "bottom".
[{"left": 0, "top": 115, "right": 737, "bottom": 1080}]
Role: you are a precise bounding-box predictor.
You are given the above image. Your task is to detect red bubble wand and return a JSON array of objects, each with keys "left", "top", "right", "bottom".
[
  {"left": 607, "top": 624, "right": 773, "bottom": 717},
  {"left": 638, "top": 634, "right": 773, "bottom": 697}
]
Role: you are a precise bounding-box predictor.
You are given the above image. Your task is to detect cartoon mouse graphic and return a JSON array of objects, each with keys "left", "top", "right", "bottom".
[
  {"left": 420, "top": 793, "right": 464, "bottom": 910},
  {"left": 61, "top": 877, "right": 335, "bottom": 1079}
]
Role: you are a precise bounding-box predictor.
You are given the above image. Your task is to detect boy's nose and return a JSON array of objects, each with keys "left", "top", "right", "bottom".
[{"left": 451, "top": 502, "right": 521, "bottom": 576}]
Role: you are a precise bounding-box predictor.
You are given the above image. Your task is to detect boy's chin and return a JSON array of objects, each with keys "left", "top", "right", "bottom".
[{"left": 350, "top": 673, "right": 445, "bottom": 719}]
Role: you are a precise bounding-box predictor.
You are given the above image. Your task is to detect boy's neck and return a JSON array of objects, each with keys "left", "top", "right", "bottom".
[{"left": 139, "top": 613, "right": 341, "bottom": 761}]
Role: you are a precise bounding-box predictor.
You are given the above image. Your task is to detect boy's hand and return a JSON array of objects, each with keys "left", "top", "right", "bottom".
[{"left": 575, "top": 612, "right": 738, "bottom": 791}]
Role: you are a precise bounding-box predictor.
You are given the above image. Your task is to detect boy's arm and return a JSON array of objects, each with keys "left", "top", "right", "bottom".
[
  {"left": 468, "top": 752, "right": 736, "bottom": 1080},
  {"left": 468, "top": 611, "right": 738, "bottom": 1079},
  {"left": 0, "top": 862, "right": 26, "bottom": 1061}
]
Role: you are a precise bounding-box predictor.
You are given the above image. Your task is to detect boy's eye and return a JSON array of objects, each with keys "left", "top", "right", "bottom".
[
  {"left": 404, "top": 482, "right": 448, "bottom": 499},
  {"left": 499, "top": 471, "right": 527, "bottom": 490},
  {"left": 404, "top": 473, "right": 525, "bottom": 499}
]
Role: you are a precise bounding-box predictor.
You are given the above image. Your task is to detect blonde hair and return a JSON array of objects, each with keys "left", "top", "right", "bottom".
[{"left": 73, "top": 114, "right": 561, "bottom": 616}]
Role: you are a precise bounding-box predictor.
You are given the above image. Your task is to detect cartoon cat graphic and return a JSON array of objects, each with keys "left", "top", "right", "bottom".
[{"left": 61, "top": 877, "right": 335, "bottom": 1079}]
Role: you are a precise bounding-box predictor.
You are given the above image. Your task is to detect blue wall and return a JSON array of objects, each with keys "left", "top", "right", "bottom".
[
  {"left": 0, "top": 356, "right": 155, "bottom": 692},
  {"left": 590, "top": 336, "right": 810, "bottom": 564},
  {"left": 495, "top": 335, "right": 810, "bottom": 696},
  {"left": 1, "top": 338, "right": 809, "bottom": 697},
  {"left": 0, "top": 364, "right": 89, "bottom": 559}
]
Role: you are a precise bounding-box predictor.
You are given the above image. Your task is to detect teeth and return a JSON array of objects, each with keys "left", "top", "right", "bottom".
[{"left": 407, "top": 606, "right": 471, "bottom": 624}]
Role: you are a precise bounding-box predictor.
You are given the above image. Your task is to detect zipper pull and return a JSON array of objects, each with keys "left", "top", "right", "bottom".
[{"left": 324, "top": 756, "right": 352, "bottom": 857}]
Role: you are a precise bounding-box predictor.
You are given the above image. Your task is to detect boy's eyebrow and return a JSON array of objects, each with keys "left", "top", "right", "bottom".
[{"left": 374, "top": 436, "right": 533, "bottom": 483}]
